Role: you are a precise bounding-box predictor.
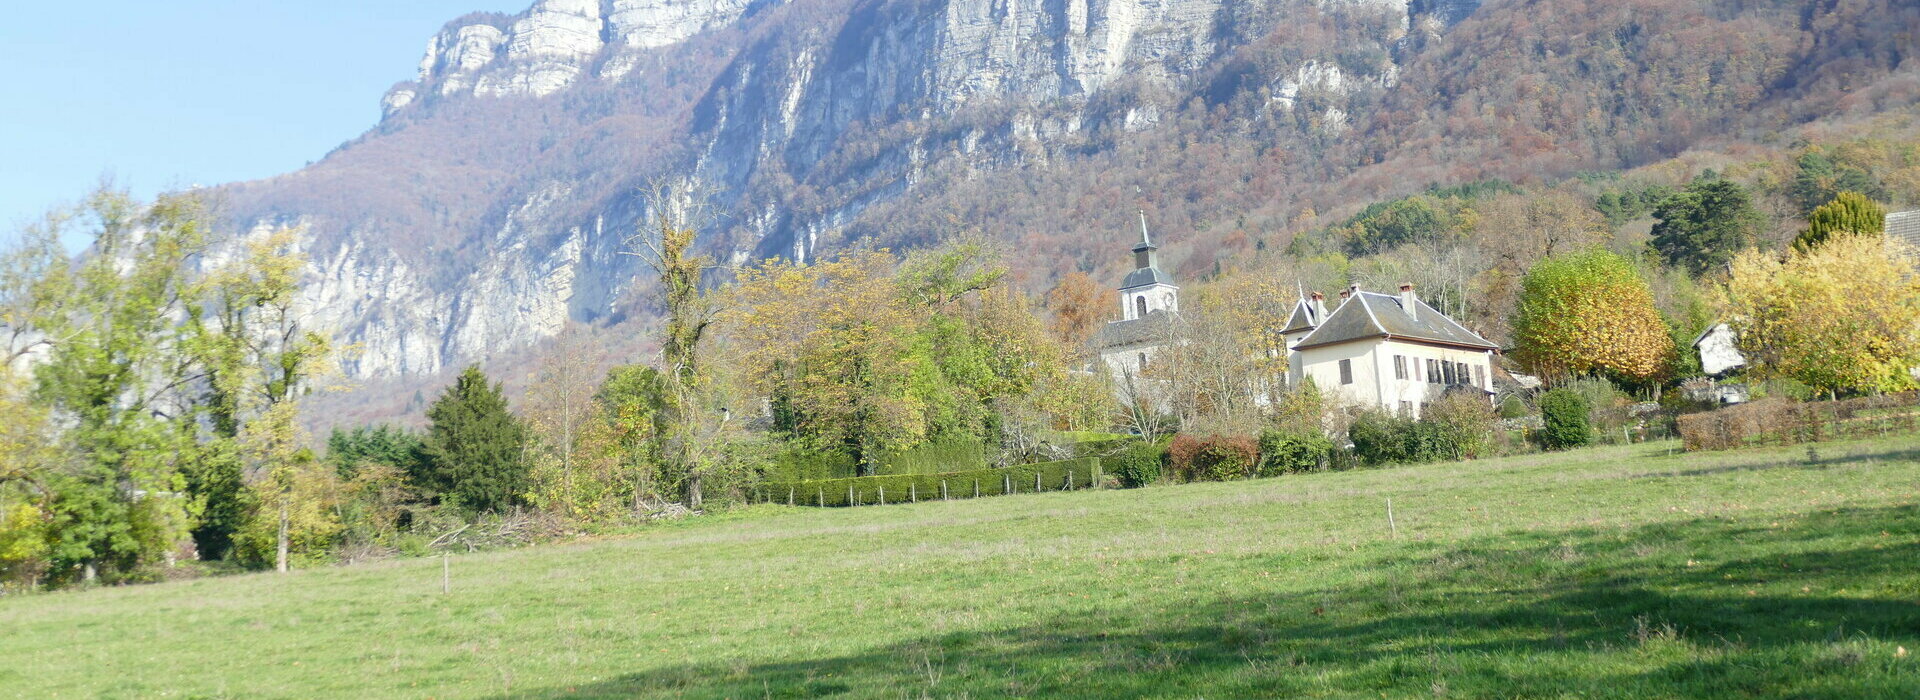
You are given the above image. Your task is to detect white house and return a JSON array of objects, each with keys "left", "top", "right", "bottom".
[
  {"left": 1095, "top": 214, "right": 1180, "bottom": 378},
  {"left": 1283, "top": 284, "right": 1498, "bottom": 418},
  {"left": 1088, "top": 219, "right": 1497, "bottom": 418},
  {"left": 1692, "top": 323, "right": 1746, "bottom": 377}
]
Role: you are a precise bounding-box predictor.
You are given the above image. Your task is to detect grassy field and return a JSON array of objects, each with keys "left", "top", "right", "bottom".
[{"left": 3, "top": 437, "right": 1918, "bottom": 698}]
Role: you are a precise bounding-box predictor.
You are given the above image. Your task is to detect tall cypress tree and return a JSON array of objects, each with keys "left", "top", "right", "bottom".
[{"left": 420, "top": 366, "right": 530, "bottom": 513}]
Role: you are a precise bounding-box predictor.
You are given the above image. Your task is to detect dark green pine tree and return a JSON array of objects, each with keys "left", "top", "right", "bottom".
[
  {"left": 1648, "top": 175, "right": 1764, "bottom": 274},
  {"left": 420, "top": 366, "right": 531, "bottom": 513}
]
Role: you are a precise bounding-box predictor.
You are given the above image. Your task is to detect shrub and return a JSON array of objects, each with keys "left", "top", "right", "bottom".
[
  {"left": 1167, "top": 434, "right": 1258, "bottom": 482},
  {"left": 1675, "top": 392, "right": 1919, "bottom": 451},
  {"left": 1425, "top": 392, "right": 1497, "bottom": 459},
  {"left": 1106, "top": 440, "right": 1166, "bottom": 488},
  {"left": 1256, "top": 429, "right": 1334, "bottom": 475},
  {"left": 1498, "top": 395, "right": 1529, "bottom": 419},
  {"left": 1538, "top": 388, "right": 1593, "bottom": 450},
  {"left": 1348, "top": 412, "right": 1438, "bottom": 465}
]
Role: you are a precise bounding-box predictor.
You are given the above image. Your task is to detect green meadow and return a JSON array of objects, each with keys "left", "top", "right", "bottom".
[{"left": 3, "top": 436, "right": 1917, "bottom": 698}]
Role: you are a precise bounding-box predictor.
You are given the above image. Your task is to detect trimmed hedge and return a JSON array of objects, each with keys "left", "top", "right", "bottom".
[
  {"left": 755, "top": 457, "right": 1102, "bottom": 507},
  {"left": 1676, "top": 393, "right": 1920, "bottom": 451}
]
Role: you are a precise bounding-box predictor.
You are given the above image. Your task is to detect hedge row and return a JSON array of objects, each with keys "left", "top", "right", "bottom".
[
  {"left": 755, "top": 457, "right": 1103, "bottom": 507},
  {"left": 1676, "top": 393, "right": 1920, "bottom": 451}
]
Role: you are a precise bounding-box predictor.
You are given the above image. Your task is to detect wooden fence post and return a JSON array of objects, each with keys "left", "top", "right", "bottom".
[
  {"left": 788, "top": 487, "right": 795, "bottom": 506},
  {"left": 942, "top": 480, "right": 949, "bottom": 501},
  {"left": 879, "top": 486, "right": 886, "bottom": 506},
  {"left": 1067, "top": 470, "right": 1074, "bottom": 490},
  {"left": 1035, "top": 472, "right": 1042, "bottom": 492},
  {"left": 910, "top": 484, "right": 917, "bottom": 502},
  {"left": 818, "top": 488, "right": 824, "bottom": 507},
  {"left": 1387, "top": 497, "right": 1398, "bottom": 540},
  {"left": 974, "top": 480, "right": 980, "bottom": 498},
  {"left": 1004, "top": 473, "right": 1011, "bottom": 495},
  {"left": 848, "top": 485, "right": 855, "bottom": 507}
]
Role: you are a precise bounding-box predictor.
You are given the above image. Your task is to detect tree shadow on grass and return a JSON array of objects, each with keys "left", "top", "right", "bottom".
[{"left": 501, "top": 505, "right": 1920, "bottom": 699}]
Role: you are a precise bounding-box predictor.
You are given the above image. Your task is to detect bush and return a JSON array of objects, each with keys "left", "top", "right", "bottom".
[
  {"left": 1675, "top": 392, "right": 1919, "bottom": 451},
  {"left": 1539, "top": 388, "right": 1593, "bottom": 450},
  {"left": 1167, "top": 434, "right": 1259, "bottom": 482},
  {"left": 1349, "top": 412, "right": 1437, "bottom": 465},
  {"left": 1106, "top": 440, "right": 1166, "bottom": 488},
  {"left": 1256, "top": 429, "right": 1334, "bottom": 475},
  {"left": 1498, "top": 395, "right": 1529, "bottom": 419},
  {"left": 1425, "top": 392, "right": 1497, "bottom": 459}
]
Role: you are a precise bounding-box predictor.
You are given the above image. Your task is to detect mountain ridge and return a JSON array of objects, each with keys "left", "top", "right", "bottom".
[{"left": 209, "top": 0, "right": 1917, "bottom": 385}]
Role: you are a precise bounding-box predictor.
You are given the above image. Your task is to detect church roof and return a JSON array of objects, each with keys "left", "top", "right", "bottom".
[
  {"left": 1095, "top": 308, "right": 1176, "bottom": 349},
  {"left": 1293, "top": 291, "right": 1496, "bottom": 351},
  {"left": 1121, "top": 266, "right": 1176, "bottom": 289}
]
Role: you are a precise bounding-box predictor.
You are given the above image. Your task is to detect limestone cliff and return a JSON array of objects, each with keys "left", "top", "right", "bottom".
[{"left": 212, "top": 0, "right": 1907, "bottom": 384}]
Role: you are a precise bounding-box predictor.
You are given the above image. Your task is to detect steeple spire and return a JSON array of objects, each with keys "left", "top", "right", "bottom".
[{"left": 1138, "top": 210, "right": 1152, "bottom": 248}]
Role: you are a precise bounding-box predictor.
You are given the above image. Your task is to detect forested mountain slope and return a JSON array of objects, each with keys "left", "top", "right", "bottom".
[{"left": 211, "top": 0, "right": 1919, "bottom": 381}]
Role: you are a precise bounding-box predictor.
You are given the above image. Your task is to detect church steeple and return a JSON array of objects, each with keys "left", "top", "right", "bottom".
[
  {"left": 1132, "top": 210, "right": 1158, "bottom": 270},
  {"left": 1117, "top": 211, "right": 1179, "bottom": 321}
]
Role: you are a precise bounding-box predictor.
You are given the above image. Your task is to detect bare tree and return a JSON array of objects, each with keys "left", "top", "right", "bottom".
[{"left": 622, "top": 179, "right": 727, "bottom": 509}]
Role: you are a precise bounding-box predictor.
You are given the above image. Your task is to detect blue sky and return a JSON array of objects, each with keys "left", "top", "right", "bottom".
[{"left": 0, "top": 2, "right": 519, "bottom": 241}]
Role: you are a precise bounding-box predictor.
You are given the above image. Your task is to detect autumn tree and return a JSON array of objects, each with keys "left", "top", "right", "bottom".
[
  {"left": 1649, "top": 176, "right": 1764, "bottom": 274},
  {"left": 1723, "top": 235, "right": 1920, "bottom": 397},
  {"left": 523, "top": 333, "right": 630, "bottom": 519},
  {"left": 1792, "top": 191, "right": 1886, "bottom": 251},
  {"left": 1512, "top": 249, "right": 1674, "bottom": 385},
  {"left": 1043, "top": 271, "right": 1112, "bottom": 351},
  {"left": 235, "top": 403, "right": 340, "bottom": 572},
  {"left": 627, "top": 181, "right": 728, "bottom": 509},
  {"left": 183, "top": 226, "right": 333, "bottom": 560}
]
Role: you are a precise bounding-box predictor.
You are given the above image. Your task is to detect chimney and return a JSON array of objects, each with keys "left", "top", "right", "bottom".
[
  {"left": 1400, "top": 283, "right": 1417, "bottom": 321},
  {"left": 1310, "top": 291, "right": 1326, "bottom": 324}
]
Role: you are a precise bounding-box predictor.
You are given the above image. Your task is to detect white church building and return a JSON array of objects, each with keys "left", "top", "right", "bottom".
[
  {"left": 1094, "top": 215, "right": 1180, "bottom": 379},
  {"left": 1094, "top": 220, "right": 1497, "bottom": 418}
]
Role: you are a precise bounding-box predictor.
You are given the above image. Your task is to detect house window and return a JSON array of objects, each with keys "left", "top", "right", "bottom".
[
  {"left": 1135, "top": 296, "right": 1148, "bottom": 318},
  {"left": 1427, "top": 359, "right": 1440, "bottom": 384},
  {"left": 1338, "top": 359, "right": 1353, "bottom": 385},
  {"left": 1474, "top": 365, "right": 1486, "bottom": 389},
  {"left": 1398, "top": 401, "right": 1412, "bottom": 415},
  {"left": 1394, "top": 355, "right": 1407, "bottom": 380},
  {"left": 1138, "top": 352, "right": 1148, "bottom": 371},
  {"left": 1457, "top": 362, "right": 1470, "bottom": 386},
  {"left": 1442, "top": 361, "right": 1456, "bottom": 385}
]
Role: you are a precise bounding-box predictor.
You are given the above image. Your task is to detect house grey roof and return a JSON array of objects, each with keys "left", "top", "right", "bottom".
[
  {"left": 1889, "top": 210, "right": 1920, "bottom": 248},
  {"left": 1095, "top": 308, "right": 1176, "bottom": 349},
  {"left": 1293, "top": 291, "right": 1497, "bottom": 351},
  {"left": 1280, "top": 300, "right": 1319, "bottom": 334},
  {"left": 1121, "top": 267, "right": 1175, "bottom": 289}
]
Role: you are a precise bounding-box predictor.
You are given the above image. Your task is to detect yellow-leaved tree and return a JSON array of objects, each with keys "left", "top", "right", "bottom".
[
  {"left": 1723, "top": 235, "right": 1920, "bottom": 397},
  {"left": 1512, "top": 248, "right": 1674, "bottom": 385}
]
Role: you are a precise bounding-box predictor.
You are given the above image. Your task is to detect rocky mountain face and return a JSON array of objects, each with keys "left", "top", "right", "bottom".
[{"left": 213, "top": 0, "right": 1910, "bottom": 383}]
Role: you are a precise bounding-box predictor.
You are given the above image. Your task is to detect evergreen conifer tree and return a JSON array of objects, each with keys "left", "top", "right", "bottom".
[
  {"left": 1792, "top": 191, "right": 1885, "bottom": 251},
  {"left": 420, "top": 366, "right": 531, "bottom": 513}
]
